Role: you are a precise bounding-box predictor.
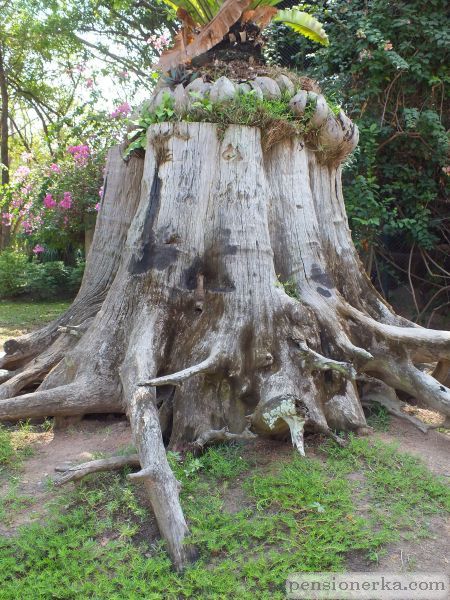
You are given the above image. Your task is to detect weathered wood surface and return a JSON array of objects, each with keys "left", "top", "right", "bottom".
[{"left": 1, "top": 122, "right": 449, "bottom": 569}]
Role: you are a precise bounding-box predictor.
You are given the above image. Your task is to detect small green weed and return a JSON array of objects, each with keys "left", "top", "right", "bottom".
[
  {"left": 125, "top": 92, "right": 176, "bottom": 157},
  {"left": 0, "top": 422, "right": 41, "bottom": 472},
  {"left": 365, "top": 403, "right": 391, "bottom": 431},
  {"left": 0, "top": 426, "right": 14, "bottom": 467},
  {"left": 275, "top": 276, "right": 299, "bottom": 300},
  {"left": 125, "top": 88, "right": 324, "bottom": 158}
]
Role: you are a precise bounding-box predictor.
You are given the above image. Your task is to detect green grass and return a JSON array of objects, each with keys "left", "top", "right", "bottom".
[
  {"left": 0, "top": 438, "right": 448, "bottom": 599},
  {"left": 0, "top": 299, "right": 70, "bottom": 345},
  {"left": 0, "top": 420, "right": 53, "bottom": 475},
  {"left": 365, "top": 403, "right": 391, "bottom": 431}
]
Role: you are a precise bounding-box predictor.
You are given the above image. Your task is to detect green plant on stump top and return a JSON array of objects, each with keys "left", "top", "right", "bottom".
[
  {"left": 157, "top": 0, "right": 329, "bottom": 70},
  {"left": 126, "top": 87, "right": 325, "bottom": 156}
]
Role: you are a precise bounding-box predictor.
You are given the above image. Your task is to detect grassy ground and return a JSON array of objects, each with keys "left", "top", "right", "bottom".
[
  {"left": 0, "top": 302, "right": 448, "bottom": 599},
  {"left": 0, "top": 431, "right": 448, "bottom": 599},
  {"left": 0, "top": 299, "right": 71, "bottom": 347}
]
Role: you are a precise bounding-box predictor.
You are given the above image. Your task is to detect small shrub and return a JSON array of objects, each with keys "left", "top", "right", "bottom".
[
  {"left": 0, "top": 251, "right": 29, "bottom": 297},
  {"left": 24, "top": 261, "right": 70, "bottom": 299},
  {"left": 0, "top": 251, "right": 85, "bottom": 299}
]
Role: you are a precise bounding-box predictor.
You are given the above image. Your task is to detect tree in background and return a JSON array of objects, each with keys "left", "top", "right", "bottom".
[
  {"left": 0, "top": 0, "right": 171, "bottom": 250},
  {"left": 266, "top": 0, "right": 449, "bottom": 325}
]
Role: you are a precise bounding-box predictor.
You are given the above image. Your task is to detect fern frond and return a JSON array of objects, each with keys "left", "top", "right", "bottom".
[{"left": 274, "top": 9, "right": 329, "bottom": 46}]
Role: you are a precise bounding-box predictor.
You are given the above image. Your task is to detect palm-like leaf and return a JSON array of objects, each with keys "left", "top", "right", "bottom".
[
  {"left": 158, "top": 0, "right": 252, "bottom": 69},
  {"left": 273, "top": 9, "right": 329, "bottom": 46},
  {"left": 158, "top": 0, "right": 329, "bottom": 70}
]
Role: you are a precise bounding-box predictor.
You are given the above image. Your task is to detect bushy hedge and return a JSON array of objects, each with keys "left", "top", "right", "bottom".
[
  {"left": 266, "top": 0, "right": 449, "bottom": 320},
  {"left": 0, "top": 250, "right": 84, "bottom": 299}
]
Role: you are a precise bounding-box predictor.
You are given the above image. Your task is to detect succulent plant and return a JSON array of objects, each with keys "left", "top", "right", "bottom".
[{"left": 162, "top": 66, "right": 200, "bottom": 89}]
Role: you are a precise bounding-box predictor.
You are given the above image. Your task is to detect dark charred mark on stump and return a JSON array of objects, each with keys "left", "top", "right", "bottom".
[
  {"left": 183, "top": 231, "right": 237, "bottom": 293},
  {"left": 129, "top": 168, "right": 179, "bottom": 274},
  {"left": 310, "top": 264, "right": 334, "bottom": 289},
  {"left": 317, "top": 287, "right": 332, "bottom": 298},
  {"left": 184, "top": 257, "right": 205, "bottom": 290}
]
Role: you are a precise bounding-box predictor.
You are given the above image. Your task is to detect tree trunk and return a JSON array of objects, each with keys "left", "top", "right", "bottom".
[
  {"left": 0, "top": 44, "right": 10, "bottom": 248},
  {"left": 1, "top": 119, "right": 449, "bottom": 570}
]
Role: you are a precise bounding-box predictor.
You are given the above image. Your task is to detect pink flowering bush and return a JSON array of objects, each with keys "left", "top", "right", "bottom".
[
  {"left": 0, "top": 141, "right": 105, "bottom": 254},
  {"left": 110, "top": 102, "right": 131, "bottom": 119},
  {"left": 146, "top": 34, "right": 171, "bottom": 52},
  {"left": 0, "top": 99, "right": 132, "bottom": 262}
]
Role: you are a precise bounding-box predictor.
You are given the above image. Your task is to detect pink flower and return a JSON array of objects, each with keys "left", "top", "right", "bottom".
[
  {"left": 86, "top": 78, "right": 94, "bottom": 88},
  {"left": 2, "top": 212, "right": 13, "bottom": 226},
  {"left": 146, "top": 34, "right": 171, "bottom": 52},
  {"left": 67, "top": 144, "right": 90, "bottom": 166},
  {"left": 50, "top": 163, "right": 61, "bottom": 173},
  {"left": 44, "top": 193, "right": 57, "bottom": 208},
  {"left": 110, "top": 102, "right": 131, "bottom": 118},
  {"left": 20, "top": 152, "right": 33, "bottom": 162},
  {"left": 33, "top": 244, "right": 45, "bottom": 254},
  {"left": 13, "top": 165, "right": 31, "bottom": 181},
  {"left": 95, "top": 203, "right": 100, "bottom": 211},
  {"left": 118, "top": 71, "right": 129, "bottom": 79},
  {"left": 22, "top": 220, "right": 33, "bottom": 234},
  {"left": 98, "top": 186, "right": 104, "bottom": 198},
  {"left": 59, "top": 192, "right": 72, "bottom": 209}
]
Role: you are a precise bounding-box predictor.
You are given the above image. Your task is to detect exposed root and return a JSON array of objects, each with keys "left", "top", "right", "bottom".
[
  {"left": 367, "top": 358, "right": 450, "bottom": 417},
  {"left": 0, "top": 334, "right": 73, "bottom": 400},
  {"left": 323, "top": 380, "right": 367, "bottom": 431},
  {"left": 126, "top": 386, "right": 192, "bottom": 571},
  {"left": 293, "top": 338, "right": 356, "bottom": 379},
  {"left": 341, "top": 302, "right": 450, "bottom": 363},
  {"left": 138, "top": 352, "right": 221, "bottom": 387},
  {"left": 281, "top": 414, "right": 306, "bottom": 456},
  {"left": 54, "top": 455, "right": 140, "bottom": 486},
  {"left": 0, "top": 383, "right": 121, "bottom": 421},
  {"left": 193, "top": 425, "right": 256, "bottom": 448},
  {"left": 360, "top": 377, "right": 431, "bottom": 434}
]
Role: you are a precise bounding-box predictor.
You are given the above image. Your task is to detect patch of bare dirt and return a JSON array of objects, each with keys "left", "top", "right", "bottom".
[
  {"left": 376, "top": 416, "right": 450, "bottom": 476},
  {"left": 347, "top": 416, "right": 450, "bottom": 574},
  {"left": 0, "top": 417, "right": 132, "bottom": 536}
]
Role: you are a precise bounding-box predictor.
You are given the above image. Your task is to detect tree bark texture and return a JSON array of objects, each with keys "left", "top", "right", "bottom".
[
  {"left": 0, "top": 44, "right": 10, "bottom": 248},
  {"left": 1, "top": 121, "right": 449, "bottom": 570}
]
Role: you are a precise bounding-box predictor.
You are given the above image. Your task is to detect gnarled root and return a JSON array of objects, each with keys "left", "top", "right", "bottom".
[
  {"left": 54, "top": 455, "right": 140, "bottom": 486},
  {"left": 360, "top": 377, "right": 431, "bottom": 433},
  {"left": 193, "top": 425, "right": 256, "bottom": 449}
]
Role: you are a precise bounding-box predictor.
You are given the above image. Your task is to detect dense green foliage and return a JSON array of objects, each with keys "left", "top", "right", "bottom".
[
  {"left": 267, "top": 0, "right": 449, "bottom": 321},
  {"left": 0, "top": 251, "right": 84, "bottom": 299},
  {"left": 0, "top": 438, "right": 448, "bottom": 598}
]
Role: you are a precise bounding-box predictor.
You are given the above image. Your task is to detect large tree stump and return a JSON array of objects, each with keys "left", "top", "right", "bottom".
[{"left": 1, "top": 119, "right": 449, "bottom": 570}]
